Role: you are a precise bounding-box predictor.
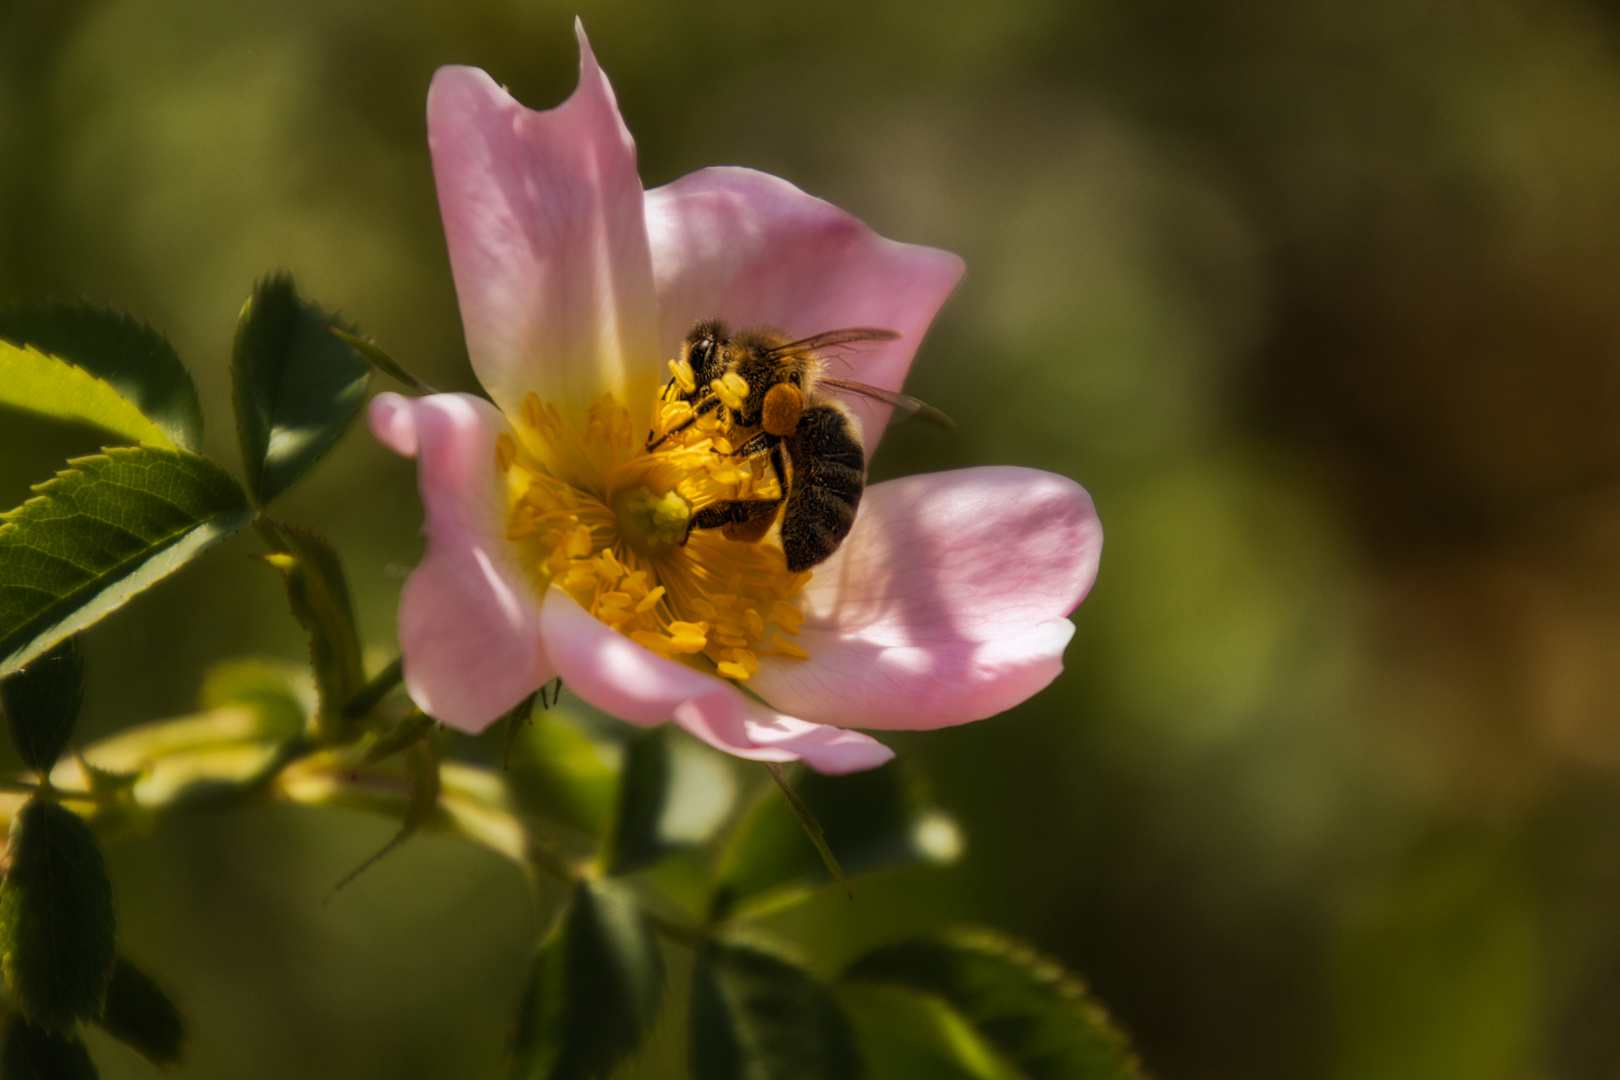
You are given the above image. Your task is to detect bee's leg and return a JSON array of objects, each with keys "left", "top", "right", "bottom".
[
  {"left": 647, "top": 394, "right": 723, "bottom": 451},
  {"left": 682, "top": 497, "right": 783, "bottom": 546},
  {"left": 731, "top": 431, "right": 776, "bottom": 460}
]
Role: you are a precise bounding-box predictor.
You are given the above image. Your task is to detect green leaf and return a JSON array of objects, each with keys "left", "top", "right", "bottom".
[
  {"left": 197, "top": 658, "right": 310, "bottom": 743},
  {"left": 840, "top": 931, "right": 1144, "bottom": 1080},
  {"left": 691, "top": 940, "right": 866, "bottom": 1080},
  {"left": 839, "top": 984, "right": 1009, "bottom": 1080},
  {"left": 0, "top": 447, "right": 255, "bottom": 676},
  {"left": 0, "top": 302, "right": 203, "bottom": 454},
  {"left": 712, "top": 761, "right": 961, "bottom": 919},
  {"left": 601, "top": 727, "right": 735, "bottom": 876},
  {"left": 510, "top": 880, "right": 664, "bottom": 1080},
  {"left": 0, "top": 1017, "right": 98, "bottom": 1080},
  {"left": 0, "top": 339, "right": 173, "bottom": 450},
  {"left": 0, "top": 799, "right": 117, "bottom": 1030},
  {"left": 96, "top": 957, "right": 185, "bottom": 1065},
  {"left": 0, "top": 636, "right": 84, "bottom": 773},
  {"left": 505, "top": 700, "right": 617, "bottom": 842},
  {"left": 231, "top": 274, "right": 370, "bottom": 506},
  {"left": 255, "top": 521, "right": 364, "bottom": 742}
]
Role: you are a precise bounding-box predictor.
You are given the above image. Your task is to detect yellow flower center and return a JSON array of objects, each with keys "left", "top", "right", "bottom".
[{"left": 495, "top": 368, "right": 811, "bottom": 681}]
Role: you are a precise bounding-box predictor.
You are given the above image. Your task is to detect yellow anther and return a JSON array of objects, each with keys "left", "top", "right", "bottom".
[
  {"left": 496, "top": 432, "right": 517, "bottom": 471},
  {"left": 713, "top": 372, "right": 749, "bottom": 412},
  {"left": 744, "top": 609, "right": 765, "bottom": 639},
  {"left": 668, "top": 358, "right": 696, "bottom": 394},
  {"left": 565, "top": 525, "right": 594, "bottom": 559},
  {"left": 666, "top": 621, "right": 710, "bottom": 653},
  {"left": 767, "top": 600, "right": 805, "bottom": 635},
  {"left": 716, "top": 649, "right": 760, "bottom": 681},
  {"left": 635, "top": 586, "right": 666, "bottom": 614},
  {"left": 771, "top": 640, "right": 810, "bottom": 659}
]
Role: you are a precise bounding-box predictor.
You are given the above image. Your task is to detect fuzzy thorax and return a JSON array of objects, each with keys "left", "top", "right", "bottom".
[{"left": 496, "top": 387, "right": 810, "bottom": 681}]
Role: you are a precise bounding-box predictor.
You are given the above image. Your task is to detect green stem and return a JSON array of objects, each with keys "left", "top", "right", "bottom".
[{"left": 343, "top": 657, "right": 405, "bottom": 719}]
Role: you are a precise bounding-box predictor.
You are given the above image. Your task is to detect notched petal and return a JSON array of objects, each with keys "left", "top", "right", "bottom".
[{"left": 427, "top": 22, "right": 662, "bottom": 427}]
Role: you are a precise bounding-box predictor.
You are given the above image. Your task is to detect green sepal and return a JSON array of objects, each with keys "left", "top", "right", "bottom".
[
  {"left": 230, "top": 274, "right": 370, "bottom": 507},
  {"left": 0, "top": 447, "right": 255, "bottom": 676},
  {"left": 0, "top": 1016, "right": 99, "bottom": 1080},
  {"left": 840, "top": 930, "right": 1144, "bottom": 1080},
  {"left": 327, "top": 327, "right": 436, "bottom": 394},
  {"left": 690, "top": 939, "right": 866, "bottom": 1080},
  {"left": 0, "top": 301, "right": 203, "bottom": 452},
  {"left": 711, "top": 761, "right": 961, "bottom": 919},
  {"left": 0, "top": 636, "right": 84, "bottom": 774},
  {"left": 254, "top": 521, "right": 364, "bottom": 742},
  {"left": 0, "top": 799, "right": 117, "bottom": 1030},
  {"left": 360, "top": 710, "right": 435, "bottom": 766},
  {"left": 329, "top": 735, "right": 440, "bottom": 898},
  {"left": 509, "top": 879, "right": 664, "bottom": 1080},
  {"left": 95, "top": 957, "right": 185, "bottom": 1066}
]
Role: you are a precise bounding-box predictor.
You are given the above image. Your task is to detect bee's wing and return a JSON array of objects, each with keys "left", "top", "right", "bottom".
[
  {"left": 766, "top": 327, "right": 902, "bottom": 355},
  {"left": 818, "top": 376, "right": 955, "bottom": 428}
]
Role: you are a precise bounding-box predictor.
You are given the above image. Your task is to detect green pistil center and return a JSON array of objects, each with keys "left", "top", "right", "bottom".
[{"left": 613, "top": 485, "right": 692, "bottom": 557}]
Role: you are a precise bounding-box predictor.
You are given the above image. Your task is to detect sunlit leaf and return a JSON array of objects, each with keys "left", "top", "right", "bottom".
[
  {"left": 0, "top": 636, "right": 84, "bottom": 773},
  {"left": 711, "top": 761, "right": 961, "bottom": 919},
  {"left": 510, "top": 880, "right": 664, "bottom": 1080},
  {"left": 0, "top": 301, "right": 204, "bottom": 453},
  {"left": 839, "top": 984, "right": 1008, "bottom": 1080},
  {"left": 691, "top": 939, "right": 865, "bottom": 1080},
  {"left": 0, "top": 799, "right": 117, "bottom": 1030},
  {"left": 0, "top": 339, "right": 171, "bottom": 450},
  {"left": 96, "top": 957, "right": 185, "bottom": 1066},
  {"left": 0, "top": 448, "right": 253, "bottom": 676},
  {"left": 231, "top": 274, "right": 370, "bottom": 507},
  {"left": 197, "top": 658, "right": 309, "bottom": 742},
  {"left": 255, "top": 521, "right": 364, "bottom": 742},
  {"left": 841, "top": 930, "right": 1143, "bottom": 1080},
  {"left": 602, "top": 727, "right": 737, "bottom": 876},
  {"left": 0, "top": 1017, "right": 98, "bottom": 1080}
]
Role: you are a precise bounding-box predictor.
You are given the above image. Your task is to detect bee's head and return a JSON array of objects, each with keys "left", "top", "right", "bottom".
[{"left": 683, "top": 319, "right": 728, "bottom": 384}]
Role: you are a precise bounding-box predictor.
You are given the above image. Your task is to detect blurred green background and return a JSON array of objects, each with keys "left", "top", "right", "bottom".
[{"left": 7, "top": 0, "right": 1620, "bottom": 1076}]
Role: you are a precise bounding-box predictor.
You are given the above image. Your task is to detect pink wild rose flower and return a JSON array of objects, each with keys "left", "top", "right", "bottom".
[{"left": 370, "top": 23, "right": 1103, "bottom": 774}]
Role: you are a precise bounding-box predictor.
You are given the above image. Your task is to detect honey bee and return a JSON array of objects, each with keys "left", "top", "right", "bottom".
[{"left": 650, "top": 319, "right": 951, "bottom": 572}]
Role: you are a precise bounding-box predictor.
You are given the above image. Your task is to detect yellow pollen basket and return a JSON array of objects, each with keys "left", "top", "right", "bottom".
[{"left": 495, "top": 384, "right": 810, "bottom": 681}]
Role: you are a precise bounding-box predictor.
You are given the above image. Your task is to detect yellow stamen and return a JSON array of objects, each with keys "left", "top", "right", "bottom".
[
  {"left": 496, "top": 383, "right": 813, "bottom": 682},
  {"left": 713, "top": 372, "right": 749, "bottom": 412}
]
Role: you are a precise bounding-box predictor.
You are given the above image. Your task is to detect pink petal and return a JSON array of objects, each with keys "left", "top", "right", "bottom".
[
  {"left": 427, "top": 22, "right": 662, "bottom": 427},
  {"left": 727, "top": 703, "right": 896, "bottom": 775},
  {"left": 643, "top": 167, "right": 964, "bottom": 459},
  {"left": 539, "top": 588, "right": 893, "bottom": 773},
  {"left": 368, "top": 392, "right": 552, "bottom": 732},
  {"left": 749, "top": 467, "right": 1102, "bottom": 730}
]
